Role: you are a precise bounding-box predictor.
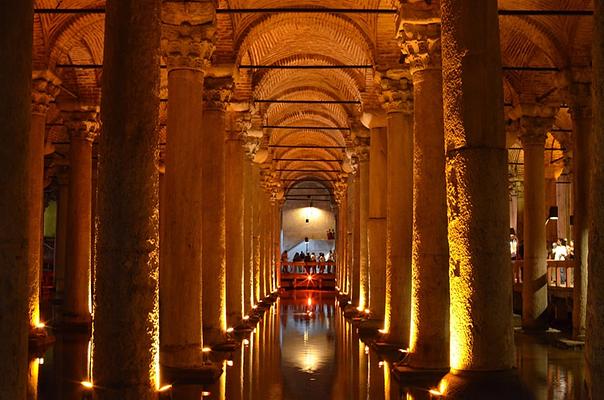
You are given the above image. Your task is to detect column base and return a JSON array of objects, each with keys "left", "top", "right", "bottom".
[
  {"left": 393, "top": 364, "right": 448, "bottom": 387},
  {"left": 212, "top": 339, "right": 239, "bottom": 353},
  {"left": 161, "top": 362, "right": 223, "bottom": 385},
  {"left": 437, "top": 369, "right": 534, "bottom": 400},
  {"left": 61, "top": 313, "right": 92, "bottom": 332},
  {"left": 29, "top": 328, "right": 55, "bottom": 357}
]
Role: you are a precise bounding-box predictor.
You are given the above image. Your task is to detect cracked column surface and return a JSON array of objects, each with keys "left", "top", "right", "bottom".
[
  {"left": 0, "top": 1, "right": 32, "bottom": 398},
  {"left": 439, "top": 0, "right": 528, "bottom": 397},
  {"left": 202, "top": 77, "right": 231, "bottom": 347},
  {"left": 159, "top": 3, "right": 215, "bottom": 368},
  {"left": 93, "top": 0, "right": 162, "bottom": 397}
]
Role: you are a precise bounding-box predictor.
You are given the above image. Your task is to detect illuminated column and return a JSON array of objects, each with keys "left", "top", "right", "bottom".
[
  {"left": 440, "top": 0, "right": 521, "bottom": 392},
  {"left": 202, "top": 77, "right": 232, "bottom": 346},
  {"left": 378, "top": 72, "right": 413, "bottom": 344},
  {"left": 273, "top": 199, "right": 282, "bottom": 290},
  {"left": 160, "top": 6, "right": 215, "bottom": 368},
  {"left": 569, "top": 75, "right": 592, "bottom": 338},
  {"left": 252, "top": 165, "right": 262, "bottom": 304},
  {"left": 0, "top": 1, "right": 32, "bottom": 397},
  {"left": 518, "top": 106, "right": 555, "bottom": 331},
  {"left": 63, "top": 106, "right": 100, "bottom": 327},
  {"left": 587, "top": 4, "right": 604, "bottom": 396},
  {"left": 357, "top": 143, "right": 370, "bottom": 311},
  {"left": 346, "top": 174, "right": 354, "bottom": 295},
  {"left": 555, "top": 158, "right": 571, "bottom": 242},
  {"left": 243, "top": 156, "right": 254, "bottom": 313},
  {"left": 225, "top": 113, "right": 246, "bottom": 327},
  {"left": 28, "top": 71, "right": 60, "bottom": 332},
  {"left": 93, "top": 0, "right": 161, "bottom": 396},
  {"left": 367, "top": 125, "right": 387, "bottom": 320},
  {"left": 401, "top": 14, "right": 451, "bottom": 369},
  {"left": 350, "top": 172, "right": 361, "bottom": 305}
]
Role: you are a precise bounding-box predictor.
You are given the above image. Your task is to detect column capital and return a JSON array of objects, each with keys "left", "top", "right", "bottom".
[
  {"left": 399, "top": 21, "right": 442, "bottom": 73},
  {"left": 569, "top": 81, "right": 592, "bottom": 120},
  {"left": 375, "top": 70, "right": 414, "bottom": 114},
  {"left": 203, "top": 76, "right": 233, "bottom": 111},
  {"left": 226, "top": 111, "right": 252, "bottom": 141},
  {"left": 161, "top": 2, "right": 216, "bottom": 73},
  {"left": 32, "top": 70, "right": 61, "bottom": 115},
  {"left": 354, "top": 137, "right": 371, "bottom": 162},
  {"left": 62, "top": 105, "right": 100, "bottom": 143}
]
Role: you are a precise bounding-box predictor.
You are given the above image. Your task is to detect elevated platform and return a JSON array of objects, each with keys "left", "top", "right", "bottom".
[{"left": 280, "top": 272, "right": 336, "bottom": 291}]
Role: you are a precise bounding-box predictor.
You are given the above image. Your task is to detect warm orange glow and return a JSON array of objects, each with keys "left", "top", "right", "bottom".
[
  {"left": 307, "top": 297, "right": 312, "bottom": 306},
  {"left": 35, "top": 322, "right": 45, "bottom": 329},
  {"left": 428, "top": 388, "right": 442, "bottom": 397},
  {"left": 364, "top": 308, "right": 370, "bottom": 314},
  {"left": 202, "top": 347, "right": 212, "bottom": 353},
  {"left": 37, "top": 358, "right": 44, "bottom": 365},
  {"left": 307, "top": 274, "right": 313, "bottom": 281},
  {"left": 243, "top": 338, "right": 250, "bottom": 345},
  {"left": 226, "top": 327, "right": 234, "bottom": 333},
  {"left": 202, "top": 391, "right": 211, "bottom": 397},
  {"left": 243, "top": 315, "right": 250, "bottom": 320},
  {"left": 81, "top": 381, "right": 94, "bottom": 389},
  {"left": 158, "top": 384, "right": 172, "bottom": 392},
  {"left": 378, "top": 328, "right": 387, "bottom": 334},
  {"left": 226, "top": 360, "right": 234, "bottom": 367}
]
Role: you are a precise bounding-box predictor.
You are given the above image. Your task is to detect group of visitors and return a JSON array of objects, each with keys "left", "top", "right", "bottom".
[
  {"left": 280, "top": 250, "right": 336, "bottom": 273},
  {"left": 550, "top": 239, "right": 574, "bottom": 260}
]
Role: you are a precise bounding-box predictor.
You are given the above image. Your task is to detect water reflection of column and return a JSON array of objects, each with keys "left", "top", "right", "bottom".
[
  {"left": 358, "top": 340, "right": 369, "bottom": 400},
  {"left": 60, "top": 334, "right": 89, "bottom": 400},
  {"left": 27, "top": 358, "right": 39, "bottom": 400},
  {"left": 368, "top": 352, "right": 385, "bottom": 399}
]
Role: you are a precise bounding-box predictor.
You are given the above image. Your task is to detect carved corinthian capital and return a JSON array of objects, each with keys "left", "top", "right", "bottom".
[
  {"left": 32, "top": 70, "right": 61, "bottom": 115},
  {"left": 161, "top": 2, "right": 216, "bottom": 72},
  {"left": 203, "top": 77, "right": 233, "bottom": 111},
  {"left": 375, "top": 70, "right": 414, "bottom": 114},
  {"left": 62, "top": 105, "right": 100, "bottom": 143},
  {"left": 399, "top": 22, "right": 442, "bottom": 73}
]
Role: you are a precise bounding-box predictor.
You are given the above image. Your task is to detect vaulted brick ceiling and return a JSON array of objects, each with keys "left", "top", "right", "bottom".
[{"left": 35, "top": 0, "right": 593, "bottom": 192}]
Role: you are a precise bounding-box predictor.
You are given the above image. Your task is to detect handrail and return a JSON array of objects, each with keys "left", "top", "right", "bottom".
[{"left": 512, "top": 259, "right": 574, "bottom": 288}]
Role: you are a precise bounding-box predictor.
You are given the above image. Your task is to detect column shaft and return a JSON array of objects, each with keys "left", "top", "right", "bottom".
[
  {"left": 225, "top": 134, "right": 245, "bottom": 326},
  {"left": 358, "top": 157, "right": 370, "bottom": 311},
  {"left": 0, "top": 1, "right": 32, "bottom": 397},
  {"left": 350, "top": 172, "right": 361, "bottom": 306},
  {"left": 243, "top": 159, "right": 254, "bottom": 313},
  {"left": 521, "top": 131, "right": 547, "bottom": 330},
  {"left": 409, "top": 67, "right": 449, "bottom": 368},
  {"left": 54, "top": 173, "right": 69, "bottom": 298},
  {"left": 441, "top": 0, "right": 515, "bottom": 373},
  {"left": 368, "top": 127, "right": 387, "bottom": 320},
  {"left": 64, "top": 110, "right": 98, "bottom": 326},
  {"left": 201, "top": 98, "right": 227, "bottom": 346},
  {"left": 160, "top": 69, "right": 205, "bottom": 366},
  {"left": 93, "top": 0, "right": 161, "bottom": 396}
]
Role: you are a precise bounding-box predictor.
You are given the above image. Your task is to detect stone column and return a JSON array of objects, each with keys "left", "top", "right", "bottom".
[
  {"left": 160, "top": 6, "right": 215, "bottom": 367},
  {"left": 93, "top": 0, "right": 162, "bottom": 396},
  {"left": 518, "top": 107, "right": 554, "bottom": 331},
  {"left": 28, "top": 71, "right": 60, "bottom": 332},
  {"left": 0, "top": 1, "right": 32, "bottom": 397},
  {"left": 54, "top": 169, "right": 69, "bottom": 299},
  {"left": 378, "top": 72, "right": 413, "bottom": 345},
  {"left": 356, "top": 143, "right": 370, "bottom": 311},
  {"left": 440, "top": 0, "right": 523, "bottom": 394},
  {"left": 555, "top": 159, "right": 571, "bottom": 242},
  {"left": 367, "top": 125, "right": 387, "bottom": 321},
  {"left": 243, "top": 156, "right": 254, "bottom": 314},
  {"left": 569, "top": 76, "right": 592, "bottom": 338},
  {"left": 252, "top": 166, "right": 262, "bottom": 304},
  {"left": 273, "top": 199, "right": 282, "bottom": 290},
  {"left": 63, "top": 106, "right": 100, "bottom": 327},
  {"left": 349, "top": 172, "right": 360, "bottom": 305},
  {"left": 201, "top": 77, "right": 232, "bottom": 346},
  {"left": 225, "top": 113, "right": 245, "bottom": 328},
  {"left": 401, "top": 10, "right": 451, "bottom": 369},
  {"left": 587, "top": 2, "right": 604, "bottom": 396}
]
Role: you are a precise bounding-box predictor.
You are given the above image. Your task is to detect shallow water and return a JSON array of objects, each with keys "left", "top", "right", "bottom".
[{"left": 34, "top": 291, "right": 585, "bottom": 399}]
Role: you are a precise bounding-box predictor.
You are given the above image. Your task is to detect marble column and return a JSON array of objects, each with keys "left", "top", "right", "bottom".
[
  {"left": 202, "top": 77, "right": 232, "bottom": 346},
  {"left": 378, "top": 73, "right": 413, "bottom": 345},
  {"left": 519, "top": 108, "right": 554, "bottom": 331},
  {"left": 569, "top": 77, "right": 592, "bottom": 338},
  {"left": 440, "top": 0, "right": 523, "bottom": 395},
  {"left": 93, "top": 0, "right": 162, "bottom": 396},
  {"left": 587, "top": 2, "right": 604, "bottom": 395},
  {"left": 63, "top": 106, "right": 100, "bottom": 327},
  {"left": 555, "top": 159, "right": 571, "bottom": 242},
  {"left": 401, "top": 12, "right": 451, "bottom": 369},
  {"left": 0, "top": 1, "right": 33, "bottom": 397},
  {"left": 273, "top": 200, "right": 282, "bottom": 290},
  {"left": 356, "top": 144, "right": 370, "bottom": 311},
  {"left": 225, "top": 114, "right": 245, "bottom": 327},
  {"left": 160, "top": 8, "right": 215, "bottom": 366},
  {"left": 28, "top": 71, "right": 61, "bottom": 332},
  {"left": 367, "top": 125, "right": 387, "bottom": 320},
  {"left": 252, "top": 166, "right": 262, "bottom": 304}
]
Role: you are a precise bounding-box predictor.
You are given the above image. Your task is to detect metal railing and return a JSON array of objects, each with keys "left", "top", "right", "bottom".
[{"left": 512, "top": 260, "right": 574, "bottom": 288}]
